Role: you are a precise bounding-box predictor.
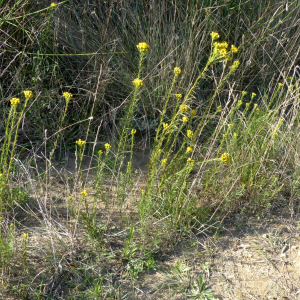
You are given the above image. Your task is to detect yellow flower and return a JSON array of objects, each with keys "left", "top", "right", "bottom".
[
  {"left": 81, "top": 190, "right": 87, "bottom": 197},
  {"left": 76, "top": 139, "right": 85, "bottom": 147},
  {"left": 246, "top": 102, "right": 250, "bottom": 107},
  {"left": 254, "top": 103, "right": 258, "bottom": 108},
  {"left": 174, "top": 67, "right": 181, "bottom": 76},
  {"left": 132, "top": 78, "right": 144, "bottom": 87},
  {"left": 279, "top": 118, "right": 284, "bottom": 125},
  {"left": 141, "top": 189, "right": 145, "bottom": 194},
  {"left": 217, "top": 105, "right": 222, "bottom": 112},
  {"left": 187, "top": 130, "right": 194, "bottom": 138},
  {"left": 0, "top": 216, "right": 2, "bottom": 221},
  {"left": 182, "top": 116, "right": 188, "bottom": 123},
  {"left": 98, "top": 150, "right": 103, "bottom": 155},
  {"left": 278, "top": 82, "right": 283, "bottom": 88},
  {"left": 223, "top": 134, "right": 227, "bottom": 138},
  {"left": 233, "top": 132, "right": 238, "bottom": 137},
  {"left": 228, "top": 123, "right": 233, "bottom": 129},
  {"left": 190, "top": 110, "right": 196, "bottom": 116},
  {"left": 230, "top": 45, "right": 238, "bottom": 53},
  {"left": 157, "top": 149, "right": 162, "bottom": 154},
  {"left": 179, "top": 104, "right": 188, "bottom": 112},
  {"left": 136, "top": 42, "right": 150, "bottom": 53},
  {"left": 50, "top": 2, "right": 56, "bottom": 7},
  {"left": 131, "top": 129, "right": 137, "bottom": 135},
  {"left": 23, "top": 233, "right": 28, "bottom": 239},
  {"left": 68, "top": 196, "right": 73, "bottom": 202},
  {"left": 256, "top": 108, "right": 261, "bottom": 114},
  {"left": 175, "top": 94, "right": 182, "bottom": 99},
  {"left": 186, "top": 147, "right": 193, "bottom": 153},
  {"left": 187, "top": 158, "right": 195, "bottom": 163},
  {"left": 251, "top": 92, "right": 257, "bottom": 98},
  {"left": 10, "top": 98, "right": 20, "bottom": 106},
  {"left": 230, "top": 60, "right": 240, "bottom": 71},
  {"left": 242, "top": 91, "right": 247, "bottom": 96},
  {"left": 238, "top": 100, "right": 243, "bottom": 106},
  {"left": 221, "top": 152, "right": 230, "bottom": 163},
  {"left": 23, "top": 90, "right": 33, "bottom": 99},
  {"left": 163, "top": 123, "right": 170, "bottom": 130},
  {"left": 63, "top": 92, "right": 73, "bottom": 101},
  {"left": 210, "top": 32, "right": 220, "bottom": 40},
  {"left": 272, "top": 132, "right": 278, "bottom": 137},
  {"left": 105, "top": 143, "right": 111, "bottom": 149},
  {"left": 161, "top": 159, "right": 167, "bottom": 164}
]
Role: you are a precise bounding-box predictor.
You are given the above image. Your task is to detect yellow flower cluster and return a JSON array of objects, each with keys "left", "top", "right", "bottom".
[
  {"left": 81, "top": 190, "right": 87, "bottom": 196},
  {"left": 137, "top": 42, "right": 150, "bottom": 53},
  {"left": 161, "top": 159, "right": 167, "bottom": 164},
  {"left": 230, "top": 45, "right": 238, "bottom": 53},
  {"left": 210, "top": 32, "right": 220, "bottom": 40},
  {"left": 98, "top": 150, "right": 103, "bottom": 155},
  {"left": 230, "top": 60, "right": 240, "bottom": 71},
  {"left": 182, "top": 116, "right": 188, "bottom": 123},
  {"left": 175, "top": 94, "right": 182, "bottom": 99},
  {"left": 23, "top": 90, "right": 33, "bottom": 99},
  {"left": 186, "top": 147, "right": 193, "bottom": 153},
  {"left": 190, "top": 110, "right": 196, "bottom": 116},
  {"left": 63, "top": 92, "right": 73, "bottom": 101},
  {"left": 23, "top": 233, "right": 29, "bottom": 239},
  {"left": 163, "top": 123, "right": 170, "bottom": 130},
  {"left": 187, "top": 158, "right": 195, "bottom": 163},
  {"left": 213, "top": 41, "right": 229, "bottom": 57},
  {"left": 131, "top": 129, "right": 137, "bottom": 135},
  {"left": 132, "top": 78, "right": 144, "bottom": 87},
  {"left": 105, "top": 143, "right": 111, "bottom": 149},
  {"left": 76, "top": 139, "right": 85, "bottom": 147},
  {"left": 10, "top": 98, "right": 20, "bottom": 106},
  {"left": 187, "top": 130, "right": 194, "bottom": 138},
  {"left": 50, "top": 2, "right": 56, "bottom": 7},
  {"left": 174, "top": 67, "right": 181, "bottom": 76},
  {"left": 180, "top": 104, "right": 188, "bottom": 112},
  {"left": 221, "top": 152, "right": 230, "bottom": 163}
]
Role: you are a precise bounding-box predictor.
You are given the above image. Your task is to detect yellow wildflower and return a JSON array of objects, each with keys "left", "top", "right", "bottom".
[
  {"left": 50, "top": 2, "right": 56, "bottom": 7},
  {"left": 230, "top": 45, "right": 238, "bottom": 53},
  {"left": 251, "top": 92, "right": 257, "bottom": 98},
  {"left": 141, "top": 189, "right": 145, "bottom": 194},
  {"left": 157, "top": 149, "right": 162, "bottom": 154},
  {"left": 187, "top": 130, "right": 194, "bottom": 138},
  {"left": 279, "top": 118, "right": 284, "bottom": 125},
  {"left": 278, "top": 82, "right": 283, "bottom": 88},
  {"left": 272, "top": 132, "right": 278, "bottom": 137},
  {"left": 81, "top": 190, "right": 87, "bottom": 197},
  {"left": 187, "top": 158, "right": 195, "bottom": 163},
  {"left": 223, "top": 134, "right": 227, "bottom": 138},
  {"left": 23, "top": 233, "right": 28, "bottom": 239},
  {"left": 190, "top": 110, "right": 196, "bottom": 116},
  {"left": 68, "top": 196, "right": 73, "bottom": 202},
  {"left": 23, "top": 90, "right": 33, "bottom": 99},
  {"left": 10, "top": 98, "right": 20, "bottom": 106},
  {"left": 230, "top": 60, "right": 240, "bottom": 71},
  {"left": 179, "top": 104, "right": 188, "bottom": 112},
  {"left": 76, "top": 139, "right": 85, "bottom": 147},
  {"left": 132, "top": 78, "right": 144, "bottom": 87},
  {"left": 182, "top": 116, "right": 188, "bottom": 123},
  {"left": 228, "top": 123, "right": 233, "bottom": 129},
  {"left": 136, "top": 42, "right": 150, "bottom": 53},
  {"left": 98, "top": 150, "right": 103, "bottom": 155},
  {"left": 131, "top": 129, "right": 137, "bottom": 135},
  {"left": 242, "top": 91, "right": 247, "bottom": 96},
  {"left": 233, "top": 132, "right": 238, "bottom": 137},
  {"left": 186, "top": 147, "right": 193, "bottom": 153},
  {"left": 210, "top": 32, "right": 220, "bottom": 40},
  {"left": 217, "top": 105, "right": 222, "bottom": 112},
  {"left": 105, "top": 143, "right": 111, "bottom": 149},
  {"left": 0, "top": 216, "right": 2, "bottom": 221},
  {"left": 63, "top": 92, "right": 73, "bottom": 101},
  {"left": 221, "top": 152, "right": 230, "bottom": 163},
  {"left": 238, "top": 100, "right": 243, "bottom": 106},
  {"left": 174, "top": 67, "right": 181, "bottom": 76},
  {"left": 256, "top": 108, "right": 261, "bottom": 114},
  {"left": 246, "top": 102, "right": 250, "bottom": 107},
  {"left": 175, "top": 94, "right": 182, "bottom": 99},
  {"left": 161, "top": 159, "right": 167, "bottom": 165},
  {"left": 163, "top": 123, "right": 170, "bottom": 130}
]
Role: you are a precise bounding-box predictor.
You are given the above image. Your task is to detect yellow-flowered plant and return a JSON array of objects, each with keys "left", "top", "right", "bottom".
[
  {"left": 175, "top": 94, "right": 182, "bottom": 99},
  {"left": 190, "top": 110, "right": 196, "bottom": 116},
  {"left": 217, "top": 105, "right": 222, "bottom": 112},
  {"left": 98, "top": 150, "right": 103, "bottom": 155},
  {"left": 187, "top": 158, "right": 195, "bottom": 163},
  {"left": 131, "top": 129, "right": 137, "bottom": 135},
  {"left": 161, "top": 159, "right": 167, "bottom": 164},
  {"left": 63, "top": 92, "right": 73, "bottom": 101},
  {"left": 105, "top": 143, "right": 111, "bottom": 149},
  {"left": 210, "top": 32, "right": 220, "bottom": 40},
  {"left": 182, "top": 116, "right": 188, "bottom": 123},
  {"left": 76, "top": 139, "right": 85, "bottom": 147},
  {"left": 278, "top": 82, "right": 283, "bottom": 88},
  {"left": 132, "top": 78, "right": 144, "bottom": 87},
  {"left": 251, "top": 92, "right": 257, "bottom": 99},
  {"left": 23, "top": 90, "right": 33, "bottom": 99},
  {"left": 230, "top": 60, "right": 240, "bottom": 71},
  {"left": 163, "top": 123, "right": 170, "bottom": 130},
  {"left": 186, "top": 147, "right": 193, "bottom": 153},
  {"left": 238, "top": 100, "right": 243, "bottom": 106},
  {"left": 221, "top": 152, "right": 230, "bottom": 163},
  {"left": 242, "top": 91, "right": 247, "bottom": 96},
  {"left": 23, "top": 233, "right": 28, "bottom": 239},
  {"left": 81, "top": 190, "right": 87, "bottom": 196},
  {"left": 187, "top": 130, "right": 194, "bottom": 138},
  {"left": 179, "top": 104, "right": 188, "bottom": 112},
  {"left": 230, "top": 45, "right": 238, "bottom": 53},
  {"left": 10, "top": 98, "right": 20, "bottom": 106},
  {"left": 136, "top": 42, "right": 150, "bottom": 53},
  {"left": 174, "top": 67, "right": 181, "bottom": 76}
]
